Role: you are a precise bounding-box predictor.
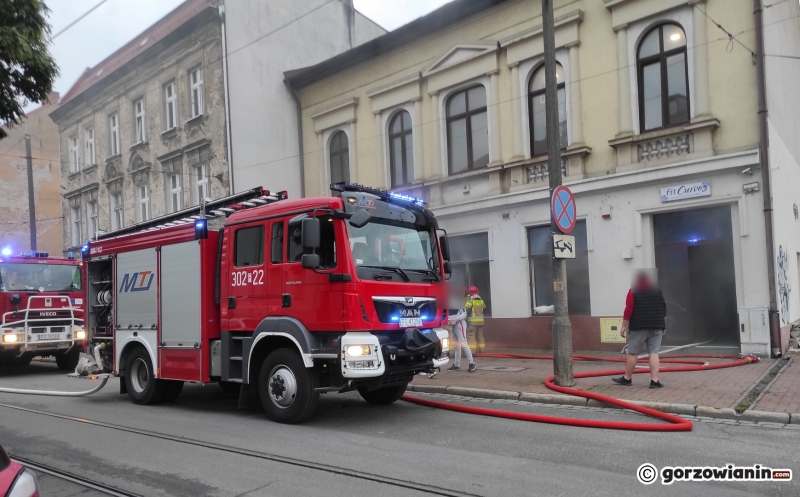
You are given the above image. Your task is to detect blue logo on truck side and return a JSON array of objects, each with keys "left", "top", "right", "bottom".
[{"left": 119, "top": 271, "right": 154, "bottom": 293}]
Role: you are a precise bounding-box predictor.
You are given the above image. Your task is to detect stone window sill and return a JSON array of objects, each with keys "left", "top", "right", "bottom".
[
  {"left": 185, "top": 114, "right": 205, "bottom": 127},
  {"left": 130, "top": 141, "right": 149, "bottom": 152},
  {"left": 82, "top": 164, "right": 98, "bottom": 175},
  {"left": 105, "top": 154, "right": 122, "bottom": 163},
  {"left": 161, "top": 127, "right": 178, "bottom": 138},
  {"left": 67, "top": 171, "right": 81, "bottom": 180}
]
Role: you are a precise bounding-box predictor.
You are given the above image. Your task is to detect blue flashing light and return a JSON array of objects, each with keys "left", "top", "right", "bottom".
[
  {"left": 195, "top": 220, "right": 206, "bottom": 229},
  {"left": 1, "top": 247, "right": 11, "bottom": 257},
  {"left": 388, "top": 191, "right": 427, "bottom": 206},
  {"left": 391, "top": 316, "right": 399, "bottom": 321},
  {"left": 67, "top": 252, "right": 75, "bottom": 260},
  {"left": 421, "top": 315, "right": 428, "bottom": 320},
  {"left": 81, "top": 243, "right": 90, "bottom": 258},
  {"left": 194, "top": 219, "right": 208, "bottom": 240}
]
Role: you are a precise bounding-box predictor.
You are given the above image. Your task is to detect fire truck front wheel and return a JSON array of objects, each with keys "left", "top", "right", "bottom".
[
  {"left": 357, "top": 383, "right": 408, "bottom": 405},
  {"left": 258, "top": 348, "right": 319, "bottom": 424},
  {"left": 55, "top": 347, "right": 80, "bottom": 371}
]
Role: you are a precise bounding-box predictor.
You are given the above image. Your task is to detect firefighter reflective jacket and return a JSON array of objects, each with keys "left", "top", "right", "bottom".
[{"left": 464, "top": 295, "right": 485, "bottom": 324}]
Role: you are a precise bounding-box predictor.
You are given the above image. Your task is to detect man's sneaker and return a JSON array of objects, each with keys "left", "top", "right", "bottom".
[
  {"left": 612, "top": 376, "right": 632, "bottom": 386},
  {"left": 447, "top": 364, "right": 461, "bottom": 371},
  {"left": 650, "top": 380, "right": 664, "bottom": 389},
  {"left": 468, "top": 363, "right": 477, "bottom": 373}
]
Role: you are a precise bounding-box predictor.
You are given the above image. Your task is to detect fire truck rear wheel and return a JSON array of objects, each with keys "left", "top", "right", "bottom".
[
  {"left": 125, "top": 348, "right": 168, "bottom": 405},
  {"left": 55, "top": 347, "right": 80, "bottom": 371},
  {"left": 258, "top": 348, "right": 319, "bottom": 424},
  {"left": 357, "top": 383, "right": 408, "bottom": 405}
]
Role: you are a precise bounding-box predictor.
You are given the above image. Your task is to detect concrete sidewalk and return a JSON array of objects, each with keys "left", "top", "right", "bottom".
[{"left": 410, "top": 350, "right": 799, "bottom": 422}]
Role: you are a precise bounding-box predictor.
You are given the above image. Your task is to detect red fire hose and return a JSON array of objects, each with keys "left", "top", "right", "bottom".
[{"left": 401, "top": 354, "right": 759, "bottom": 432}]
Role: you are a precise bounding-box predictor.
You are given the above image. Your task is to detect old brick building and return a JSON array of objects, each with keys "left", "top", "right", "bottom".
[{"left": 50, "top": 0, "right": 229, "bottom": 252}]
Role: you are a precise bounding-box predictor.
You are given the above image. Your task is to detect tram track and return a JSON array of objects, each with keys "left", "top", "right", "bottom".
[
  {"left": 0, "top": 402, "right": 479, "bottom": 497},
  {"left": 8, "top": 454, "right": 140, "bottom": 497}
]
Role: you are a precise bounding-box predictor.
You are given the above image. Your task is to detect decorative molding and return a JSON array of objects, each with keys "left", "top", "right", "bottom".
[
  {"left": 310, "top": 97, "right": 359, "bottom": 120},
  {"left": 638, "top": 134, "right": 691, "bottom": 162},
  {"left": 310, "top": 97, "right": 359, "bottom": 133},
  {"left": 499, "top": 10, "right": 584, "bottom": 48},
  {"left": 421, "top": 41, "right": 498, "bottom": 78}
]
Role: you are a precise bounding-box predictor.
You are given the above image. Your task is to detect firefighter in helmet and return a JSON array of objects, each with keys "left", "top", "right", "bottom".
[{"left": 464, "top": 286, "right": 486, "bottom": 353}]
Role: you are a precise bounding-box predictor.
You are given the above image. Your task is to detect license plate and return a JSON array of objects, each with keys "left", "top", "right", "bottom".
[
  {"left": 399, "top": 318, "right": 423, "bottom": 328},
  {"left": 36, "top": 334, "right": 60, "bottom": 341}
]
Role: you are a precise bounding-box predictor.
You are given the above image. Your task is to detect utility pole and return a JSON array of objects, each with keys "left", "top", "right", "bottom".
[
  {"left": 25, "top": 134, "right": 37, "bottom": 251},
  {"left": 542, "top": 0, "right": 573, "bottom": 386}
]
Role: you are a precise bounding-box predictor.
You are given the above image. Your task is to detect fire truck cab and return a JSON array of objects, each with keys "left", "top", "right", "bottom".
[
  {"left": 0, "top": 251, "right": 85, "bottom": 369},
  {"left": 82, "top": 185, "right": 451, "bottom": 423}
]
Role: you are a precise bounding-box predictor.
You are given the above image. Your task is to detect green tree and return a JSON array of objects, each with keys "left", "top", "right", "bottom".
[{"left": 0, "top": 0, "right": 59, "bottom": 139}]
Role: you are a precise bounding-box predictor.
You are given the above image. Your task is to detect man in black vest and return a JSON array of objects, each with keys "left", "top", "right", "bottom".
[{"left": 612, "top": 270, "right": 666, "bottom": 388}]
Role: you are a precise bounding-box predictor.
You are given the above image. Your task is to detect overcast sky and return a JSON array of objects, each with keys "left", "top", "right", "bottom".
[{"left": 42, "top": 0, "right": 453, "bottom": 104}]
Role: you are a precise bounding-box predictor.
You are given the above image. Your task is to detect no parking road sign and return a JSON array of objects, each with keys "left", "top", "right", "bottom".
[{"left": 551, "top": 185, "right": 577, "bottom": 234}]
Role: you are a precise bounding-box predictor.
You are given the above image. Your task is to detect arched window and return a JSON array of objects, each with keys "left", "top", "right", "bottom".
[
  {"left": 389, "top": 111, "right": 413, "bottom": 187},
  {"left": 638, "top": 23, "right": 689, "bottom": 132},
  {"left": 528, "top": 63, "right": 567, "bottom": 157},
  {"left": 329, "top": 130, "right": 350, "bottom": 185},
  {"left": 447, "top": 86, "right": 489, "bottom": 174}
]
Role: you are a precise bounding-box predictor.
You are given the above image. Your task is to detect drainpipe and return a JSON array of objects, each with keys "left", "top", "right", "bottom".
[
  {"left": 753, "top": 0, "right": 781, "bottom": 357},
  {"left": 285, "top": 80, "right": 306, "bottom": 198},
  {"left": 219, "top": 4, "right": 234, "bottom": 194}
]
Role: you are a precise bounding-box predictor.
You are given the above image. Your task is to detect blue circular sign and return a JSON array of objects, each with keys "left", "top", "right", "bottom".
[{"left": 551, "top": 185, "right": 577, "bottom": 234}]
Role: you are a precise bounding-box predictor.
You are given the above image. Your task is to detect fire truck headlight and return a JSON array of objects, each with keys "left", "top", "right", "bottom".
[
  {"left": 345, "top": 345, "right": 371, "bottom": 357},
  {"left": 441, "top": 337, "right": 449, "bottom": 351},
  {"left": 2, "top": 333, "right": 18, "bottom": 344},
  {"left": 75, "top": 329, "right": 87, "bottom": 340}
]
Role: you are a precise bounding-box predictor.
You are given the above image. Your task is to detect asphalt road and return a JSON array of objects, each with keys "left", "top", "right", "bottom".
[{"left": 0, "top": 361, "right": 797, "bottom": 497}]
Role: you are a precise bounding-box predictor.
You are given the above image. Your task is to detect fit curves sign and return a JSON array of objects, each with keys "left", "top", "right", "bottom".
[{"left": 660, "top": 181, "right": 711, "bottom": 203}]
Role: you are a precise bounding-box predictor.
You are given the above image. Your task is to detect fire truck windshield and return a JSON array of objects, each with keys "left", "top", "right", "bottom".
[
  {"left": 347, "top": 220, "right": 441, "bottom": 282},
  {"left": 0, "top": 263, "right": 82, "bottom": 292}
]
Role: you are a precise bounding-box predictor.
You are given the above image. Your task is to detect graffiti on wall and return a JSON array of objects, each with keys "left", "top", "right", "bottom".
[{"left": 777, "top": 246, "right": 791, "bottom": 325}]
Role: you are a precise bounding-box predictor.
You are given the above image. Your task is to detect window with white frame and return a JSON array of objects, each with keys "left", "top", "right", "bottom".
[
  {"left": 164, "top": 81, "right": 177, "bottom": 130},
  {"left": 529, "top": 63, "right": 567, "bottom": 157},
  {"left": 111, "top": 193, "right": 123, "bottom": 230},
  {"left": 68, "top": 135, "right": 79, "bottom": 173},
  {"left": 389, "top": 111, "right": 413, "bottom": 187},
  {"left": 87, "top": 201, "right": 97, "bottom": 238},
  {"left": 195, "top": 164, "right": 209, "bottom": 204},
  {"left": 446, "top": 86, "right": 489, "bottom": 174},
  {"left": 189, "top": 67, "right": 204, "bottom": 118},
  {"left": 109, "top": 113, "right": 119, "bottom": 156},
  {"left": 134, "top": 98, "right": 145, "bottom": 143},
  {"left": 637, "top": 23, "right": 689, "bottom": 132},
  {"left": 84, "top": 128, "right": 95, "bottom": 166},
  {"left": 138, "top": 184, "right": 149, "bottom": 222},
  {"left": 329, "top": 130, "right": 350, "bottom": 185},
  {"left": 70, "top": 206, "right": 82, "bottom": 247},
  {"left": 169, "top": 174, "right": 182, "bottom": 212}
]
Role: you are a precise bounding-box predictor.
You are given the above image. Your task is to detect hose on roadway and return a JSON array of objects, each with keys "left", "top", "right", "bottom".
[
  {"left": 401, "top": 353, "right": 760, "bottom": 432},
  {"left": 0, "top": 375, "right": 110, "bottom": 397}
]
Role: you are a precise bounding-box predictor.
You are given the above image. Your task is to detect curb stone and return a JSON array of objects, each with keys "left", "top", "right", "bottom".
[{"left": 409, "top": 384, "right": 793, "bottom": 424}]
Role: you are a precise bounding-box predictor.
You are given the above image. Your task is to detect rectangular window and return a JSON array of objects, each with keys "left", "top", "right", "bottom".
[
  {"left": 169, "top": 174, "right": 182, "bottom": 213},
  {"left": 235, "top": 226, "right": 265, "bottom": 267},
  {"left": 69, "top": 135, "right": 79, "bottom": 173},
  {"left": 270, "top": 222, "right": 284, "bottom": 264},
  {"left": 528, "top": 221, "right": 590, "bottom": 314},
  {"left": 109, "top": 113, "right": 119, "bottom": 156},
  {"left": 449, "top": 232, "right": 492, "bottom": 316},
  {"left": 87, "top": 201, "right": 97, "bottom": 238},
  {"left": 111, "top": 193, "right": 123, "bottom": 230},
  {"left": 84, "top": 128, "right": 95, "bottom": 166},
  {"left": 138, "top": 185, "right": 149, "bottom": 222},
  {"left": 164, "top": 82, "right": 177, "bottom": 130},
  {"left": 196, "top": 164, "right": 209, "bottom": 204},
  {"left": 190, "top": 67, "right": 204, "bottom": 118},
  {"left": 71, "top": 206, "right": 82, "bottom": 247},
  {"left": 287, "top": 216, "right": 336, "bottom": 268},
  {"left": 134, "top": 98, "right": 145, "bottom": 143}
]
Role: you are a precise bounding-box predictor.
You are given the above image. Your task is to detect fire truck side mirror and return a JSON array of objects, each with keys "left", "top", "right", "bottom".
[
  {"left": 301, "top": 218, "right": 320, "bottom": 249},
  {"left": 439, "top": 235, "right": 451, "bottom": 261},
  {"left": 10, "top": 293, "right": 21, "bottom": 306},
  {"left": 443, "top": 261, "right": 452, "bottom": 277},
  {"left": 348, "top": 209, "right": 371, "bottom": 229},
  {"left": 301, "top": 253, "right": 320, "bottom": 269}
]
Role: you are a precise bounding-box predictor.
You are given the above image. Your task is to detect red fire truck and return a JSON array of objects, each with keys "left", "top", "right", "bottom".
[
  {"left": 81, "top": 184, "right": 451, "bottom": 423},
  {"left": 0, "top": 251, "right": 85, "bottom": 369}
]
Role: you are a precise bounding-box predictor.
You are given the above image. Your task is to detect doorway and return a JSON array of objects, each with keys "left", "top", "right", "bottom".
[{"left": 653, "top": 206, "right": 739, "bottom": 346}]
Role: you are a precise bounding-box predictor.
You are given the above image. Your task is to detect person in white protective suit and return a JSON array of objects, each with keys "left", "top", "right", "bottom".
[{"left": 447, "top": 300, "right": 476, "bottom": 373}]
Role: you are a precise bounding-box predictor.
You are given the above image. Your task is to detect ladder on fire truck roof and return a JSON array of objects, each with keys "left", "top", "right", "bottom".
[{"left": 94, "top": 187, "right": 287, "bottom": 241}]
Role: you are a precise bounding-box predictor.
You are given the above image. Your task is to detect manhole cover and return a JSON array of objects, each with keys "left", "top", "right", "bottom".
[{"left": 478, "top": 366, "right": 526, "bottom": 372}]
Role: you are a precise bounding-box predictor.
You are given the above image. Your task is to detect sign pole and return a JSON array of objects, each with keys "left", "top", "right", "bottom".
[{"left": 542, "top": 0, "right": 573, "bottom": 386}]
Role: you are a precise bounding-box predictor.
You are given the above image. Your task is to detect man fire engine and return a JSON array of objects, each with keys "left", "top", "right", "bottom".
[
  {"left": 80, "top": 184, "right": 451, "bottom": 423},
  {"left": 0, "top": 250, "right": 85, "bottom": 369}
]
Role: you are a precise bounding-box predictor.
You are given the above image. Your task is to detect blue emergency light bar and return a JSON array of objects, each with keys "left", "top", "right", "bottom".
[
  {"left": 330, "top": 182, "right": 427, "bottom": 206},
  {"left": 194, "top": 219, "right": 208, "bottom": 240},
  {"left": 18, "top": 250, "right": 50, "bottom": 258},
  {"left": 81, "top": 243, "right": 90, "bottom": 258},
  {"left": 1, "top": 247, "right": 11, "bottom": 257}
]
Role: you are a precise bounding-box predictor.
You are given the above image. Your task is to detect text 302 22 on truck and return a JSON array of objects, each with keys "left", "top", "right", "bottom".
[{"left": 81, "top": 184, "right": 452, "bottom": 423}]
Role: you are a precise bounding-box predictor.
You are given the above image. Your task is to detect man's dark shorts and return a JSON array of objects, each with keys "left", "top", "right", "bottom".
[{"left": 627, "top": 329, "right": 664, "bottom": 355}]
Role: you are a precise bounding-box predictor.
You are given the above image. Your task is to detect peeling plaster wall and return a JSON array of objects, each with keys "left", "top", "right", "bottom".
[{"left": 0, "top": 99, "right": 63, "bottom": 255}]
